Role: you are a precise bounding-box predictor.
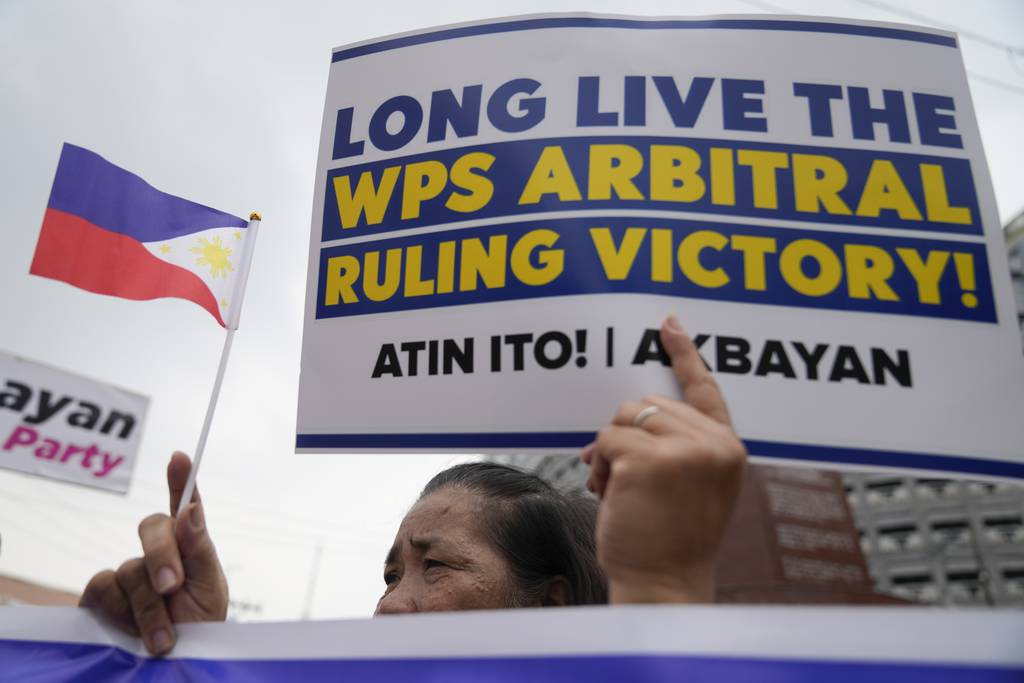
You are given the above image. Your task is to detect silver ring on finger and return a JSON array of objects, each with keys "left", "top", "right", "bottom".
[{"left": 631, "top": 405, "right": 660, "bottom": 428}]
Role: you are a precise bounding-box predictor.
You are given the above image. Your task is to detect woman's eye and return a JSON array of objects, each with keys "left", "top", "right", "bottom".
[
  {"left": 384, "top": 571, "right": 400, "bottom": 586},
  {"left": 423, "top": 559, "right": 446, "bottom": 571}
]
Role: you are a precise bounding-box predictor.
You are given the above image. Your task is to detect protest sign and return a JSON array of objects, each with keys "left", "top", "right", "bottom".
[
  {"left": 296, "top": 14, "right": 1024, "bottom": 479},
  {"left": 0, "top": 350, "right": 147, "bottom": 493},
  {"left": 2, "top": 604, "right": 1021, "bottom": 680}
]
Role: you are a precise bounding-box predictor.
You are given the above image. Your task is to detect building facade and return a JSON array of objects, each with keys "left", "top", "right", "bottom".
[
  {"left": 493, "top": 454, "right": 901, "bottom": 604},
  {"left": 495, "top": 454, "right": 1024, "bottom": 606},
  {"left": 1006, "top": 209, "right": 1024, "bottom": 348},
  {"left": 844, "top": 473, "right": 1024, "bottom": 606}
]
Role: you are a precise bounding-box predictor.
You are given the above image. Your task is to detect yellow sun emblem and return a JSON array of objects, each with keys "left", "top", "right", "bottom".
[{"left": 190, "top": 236, "right": 234, "bottom": 279}]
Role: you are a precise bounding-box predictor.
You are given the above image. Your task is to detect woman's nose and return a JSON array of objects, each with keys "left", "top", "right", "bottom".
[{"left": 375, "top": 583, "right": 419, "bottom": 615}]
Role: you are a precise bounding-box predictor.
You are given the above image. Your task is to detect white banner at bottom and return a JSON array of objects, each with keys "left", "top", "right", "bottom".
[{"left": 1, "top": 605, "right": 1022, "bottom": 681}]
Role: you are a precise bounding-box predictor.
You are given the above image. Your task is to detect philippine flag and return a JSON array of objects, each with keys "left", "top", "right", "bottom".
[{"left": 31, "top": 143, "right": 250, "bottom": 327}]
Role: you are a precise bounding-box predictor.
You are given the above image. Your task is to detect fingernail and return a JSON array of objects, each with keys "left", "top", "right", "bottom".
[
  {"left": 156, "top": 567, "right": 177, "bottom": 594},
  {"left": 190, "top": 503, "right": 205, "bottom": 532},
  {"left": 150, "top": 628, "right": 172, "bottom": 653},
  {"left": 665, "top": 315, "right": 684, "bottom": 332}
]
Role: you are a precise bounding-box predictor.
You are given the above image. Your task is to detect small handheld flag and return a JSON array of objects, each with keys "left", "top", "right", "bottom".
[
  {"left": 31, "top": 143, "right": 250, "bottom": 328},
  {"left": 31, "top": 142, "right": 262, "bottom": 517}
]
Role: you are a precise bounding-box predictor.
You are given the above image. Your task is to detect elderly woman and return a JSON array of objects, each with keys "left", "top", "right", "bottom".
[{"left": 81, "top": 317, "right": 747, "bottom": 654}]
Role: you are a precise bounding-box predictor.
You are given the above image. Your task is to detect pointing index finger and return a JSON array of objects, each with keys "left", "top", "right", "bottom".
[{"left": 660, "top": 316, "right": 732, "bottom": 426}]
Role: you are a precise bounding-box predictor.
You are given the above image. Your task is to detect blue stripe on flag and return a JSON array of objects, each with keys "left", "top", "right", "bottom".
[{"left": 47, "top": 143, "right": 247, "bottom": 243}]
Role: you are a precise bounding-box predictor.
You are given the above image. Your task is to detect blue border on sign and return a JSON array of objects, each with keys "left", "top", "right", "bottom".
[
  {"left": 0, "top": 641, "right": 1019, "bottom": 681},
  {"left": 332, "top": 17, "right": 957, "bottom": 63},
  {"left": 2, "top": 642, "right": 1022, "bottom": 681},
  {"left": 295, "top": 433, "right": 1024, "bottom": 480}
]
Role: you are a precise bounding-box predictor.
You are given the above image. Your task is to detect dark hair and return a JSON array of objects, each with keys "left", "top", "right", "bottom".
[{"left": 420, "top": 462, "right": 607, "bottom": 606}]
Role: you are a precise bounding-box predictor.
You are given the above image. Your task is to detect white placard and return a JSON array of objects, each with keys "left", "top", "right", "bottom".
[
  {"left": 0, "top": 350, "right": 148, "bottom": 493},
  {"left": 297, "top": 14, "right": 1024, "bottom": 480}
]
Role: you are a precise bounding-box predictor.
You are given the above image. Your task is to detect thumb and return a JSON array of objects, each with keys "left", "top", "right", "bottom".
[
  {"left": 167, "top": 452, "right": 200, "bottom": 516},
  {"left": 660, "top": 316, "right": 731, "bottom": 425}
]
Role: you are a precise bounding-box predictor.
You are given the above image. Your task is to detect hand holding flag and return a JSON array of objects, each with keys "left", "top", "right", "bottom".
[{"left": 80, "top": 452, "right": 228, "bottom": 655}]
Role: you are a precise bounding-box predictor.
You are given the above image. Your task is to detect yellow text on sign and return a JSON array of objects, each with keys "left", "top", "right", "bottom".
[
  {"left": 332, "top": 152, "right": 496, "bottom": 229},
  {"left": 590, "top": 226, "right": 979, "bottom": 308},
  {"left": 518, "top": 143, "right": 972, "bottom": 226}
]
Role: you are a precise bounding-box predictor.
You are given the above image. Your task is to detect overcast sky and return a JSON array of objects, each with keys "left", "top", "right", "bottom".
[{"left": 1, "top": 0, "right": 1022, "bottom": 620}]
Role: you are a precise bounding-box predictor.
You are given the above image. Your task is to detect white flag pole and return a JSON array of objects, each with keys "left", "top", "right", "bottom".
[{"left": 176, "top": 212, "right": 262, "bottom": 518}]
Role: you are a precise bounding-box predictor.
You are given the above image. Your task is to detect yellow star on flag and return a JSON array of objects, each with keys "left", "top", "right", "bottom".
[
  {"left": 159, "top": 244, "right": 172, "bottom": 254},
  {"left": 234, "top": 230, "right": 242, "bottom": 240},
  {"left": 220, "top": 297, "right": 229, "bottom": 308},
  {"left": 190, "top": 236, "right": 234, "bottom": 279}
]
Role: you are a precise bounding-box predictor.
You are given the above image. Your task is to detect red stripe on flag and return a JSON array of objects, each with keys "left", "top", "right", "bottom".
[{"left": 31, "top": 208, "right": 226, "bottom": 326}]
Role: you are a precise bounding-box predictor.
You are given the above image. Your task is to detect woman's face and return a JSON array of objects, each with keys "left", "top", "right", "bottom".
[{"left": 375, "top": 487, "right": 515, "bottom": 614}]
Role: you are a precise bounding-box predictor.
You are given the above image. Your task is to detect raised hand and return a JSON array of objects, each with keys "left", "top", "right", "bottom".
[
  {"left": 79, "top": 452, "right": 228, "bottom": 654},
  {"left": 583, "top": 316, "right": 747, "bottom": 603}
]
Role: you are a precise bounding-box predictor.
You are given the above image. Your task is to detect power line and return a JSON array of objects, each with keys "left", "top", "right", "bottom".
[
  {"left": 737, "top": 0, "right": 792, "bottom": 12},
  {"left": 849, "top": 0, "right": 1024, "bottom": 92},
  {"left": 849, "top": 0, "right": 1024, "bottom": 54},
  {"left": 0, "top": 494, "right": 125, "bottom": 568},
  {"left": 0, "top": 485, "right": 379, "bottom": 551},
  {"left": 967, "top": 70, "right": 1024, "bottom": 97},
  {"left": 127, "top": 478, "right": 397, "bottom": 539},
  {"left": 734, "top": 0, "right": 1024, "bottom": 97},
  {"left": 0, "top": 470, "right": 394, "bottom": 543}
]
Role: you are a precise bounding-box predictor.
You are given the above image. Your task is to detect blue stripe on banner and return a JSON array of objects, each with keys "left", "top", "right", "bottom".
[
  {"left": 1, "top": 641, "right": 1020, "bottom": 682},
  {"left": 294, "top": 433, "right": 1024, "bottom": 480},
  {"left": 322, "top": 136, "right": 982, "bottom": 240},
  {"left": 332, "top": 18, "right": 957, "bottom": 63},
  {"left": 314, "top": 218, "right": 995, "bottom": 324},
  {"left": 47, "top": 143, "right": 247, "bottom": 242}
]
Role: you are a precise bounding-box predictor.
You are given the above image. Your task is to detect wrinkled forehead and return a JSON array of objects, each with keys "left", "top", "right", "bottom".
[
  {"left": 386, "top": 487, "right": 494, "bottom": 561},
  {"left": 403, "top": 486, "right": 490, "bottom": 537}
]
